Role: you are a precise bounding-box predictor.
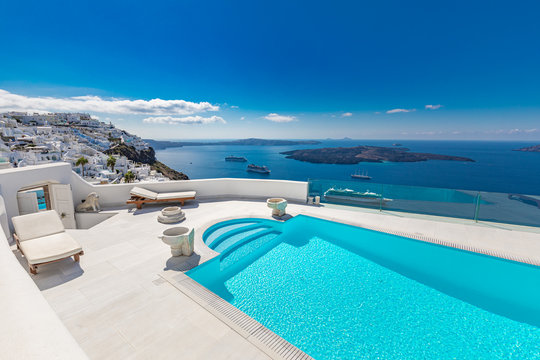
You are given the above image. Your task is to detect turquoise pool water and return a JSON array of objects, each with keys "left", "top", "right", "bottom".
[
  {"left": 188, "top": 216, "right": 540, "bottom": 359},
  {"left": 31, "top": 189, "right": 47, "bottom": 210}
]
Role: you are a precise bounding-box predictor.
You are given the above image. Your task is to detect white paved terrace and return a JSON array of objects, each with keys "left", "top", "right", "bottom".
[{"left": 13, "top": 199, "right": 540, "bottom": 359}]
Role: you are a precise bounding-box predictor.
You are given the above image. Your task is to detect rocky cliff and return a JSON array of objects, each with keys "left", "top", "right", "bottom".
[{"left": 105, "top": 144, "right": 189, "bottom": 180}]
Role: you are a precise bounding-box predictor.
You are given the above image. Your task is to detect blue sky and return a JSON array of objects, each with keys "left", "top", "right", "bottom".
[{"left": 1, "top": 0, "right": 539, "bottom": 140}]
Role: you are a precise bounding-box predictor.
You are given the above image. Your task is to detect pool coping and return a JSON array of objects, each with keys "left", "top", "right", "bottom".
[
  {"left": 306, "top": 213, "right": 540, "bottom": 267},
  {"left": 160, "top": 271, "right": 314, "bottom": 360}
]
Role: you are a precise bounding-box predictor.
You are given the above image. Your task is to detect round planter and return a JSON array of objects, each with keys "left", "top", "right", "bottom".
[
  {"left": 158, "top": 226, "right": 194, "bottom": 256},
  {"left": 266, "top": 198, "right": 288, "bottom": 217},
  {"left": 161, "top": 206, "right": 183, "bottom": 217}
]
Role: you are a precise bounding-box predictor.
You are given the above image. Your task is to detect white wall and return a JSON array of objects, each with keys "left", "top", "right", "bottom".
[
  {"left": 70, "top": 173, "right": 308, "bottom": 207},
  {"left": 0, "top": 162, "right": 74, "bottom": 238},
  {"left": 75, "top": 212, "right": 117, "bottom": 229},
  {"left": 0, "top": 163, "right": 308, "bottom": 235},
  {"left": 0, "top": 195, "right": 88, "bottom": 359}
]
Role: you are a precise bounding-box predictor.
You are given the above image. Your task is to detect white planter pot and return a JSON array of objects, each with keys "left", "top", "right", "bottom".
[
  {"left": 161, "top": 206, "right": 183, "bottom": 217},
  {"left": 158, "top": 206, "right": 185, "bottom": 224},
  {"left": 158, "top": 227, "right": 194, "bottom": 256},
  {"left": 266, "top": 198, "right": 287, "bottom": 217}
]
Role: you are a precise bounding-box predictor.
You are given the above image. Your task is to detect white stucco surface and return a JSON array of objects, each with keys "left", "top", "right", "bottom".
[
  {"left": 70, "top": 172, "right": 308, "bottom": 206},
  {"left": 0, "top": 162, "right": 307, "bottom": 235},
  {"left": 0, "top": 196, "right": 88, "bottom": 359}
]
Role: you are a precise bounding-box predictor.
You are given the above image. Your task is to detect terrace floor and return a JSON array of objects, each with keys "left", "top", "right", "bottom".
[{"left": 12, "top": 199, "right": 540, "bottom": 359}]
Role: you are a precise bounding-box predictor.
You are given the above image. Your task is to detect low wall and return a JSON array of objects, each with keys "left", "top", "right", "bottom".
[
  {"left": 71, "top": 173, "right": 308, "bottom": 207},
  {"left": 0, "top": 163, "right": 74, "bottom": 238},
  {"left": 0, "top": 163, "right": 308, "bottom": 234},
  {"left": 0, "top": 195, "right": 88, "bottom": 359},
  {"left": 75, "top": 212, "right": 118, "bottom": 229}
]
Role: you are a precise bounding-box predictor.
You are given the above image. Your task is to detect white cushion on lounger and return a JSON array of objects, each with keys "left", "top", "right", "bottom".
[
  {"left": 12, "top": 210, "right": 65, "bottom": 242},
  {"left": 156, "top": 191, "right": 197, "bottom": 200},
  {"left": 130, "top": 186, "right": 158, "bottom": 200},
  {"left": 19, "top": 232, "right": 82, "bottom": 264}
]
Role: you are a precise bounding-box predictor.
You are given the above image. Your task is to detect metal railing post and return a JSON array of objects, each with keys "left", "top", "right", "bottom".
[
  {"left": 474, "top": 193, "right": 481, "bottom": 222},
  {"left": 379, "top": 184, "right": 383, "bottom": 212}
]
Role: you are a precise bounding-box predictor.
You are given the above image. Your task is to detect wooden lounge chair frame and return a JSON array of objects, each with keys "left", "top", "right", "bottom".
[
  {"left": 126, "top": 194, "right": 196, "bottom": 209},
  {"left": 13, "top": 233, "right": 84, "bottom": 275}
]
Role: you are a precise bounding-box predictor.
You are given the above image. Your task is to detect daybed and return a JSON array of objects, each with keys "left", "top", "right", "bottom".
[{"left": 126, "top": 186, "right": 196, "bottom": 209}]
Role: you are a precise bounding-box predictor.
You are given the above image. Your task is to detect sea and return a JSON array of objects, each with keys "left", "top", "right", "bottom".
[{"left": 155, "top": 140, "right": 540, "bottom": 196}]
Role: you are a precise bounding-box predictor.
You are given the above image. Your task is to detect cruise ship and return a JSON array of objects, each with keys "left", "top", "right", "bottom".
[
  {"left": 225, "top": 155, "right": 248, "bottom": 162},
  {"left": 323, "top": 187, "right": 391, "bottom": 204},
  {"left": 246, "top": 164, "right": 270, "bottom": 174},
  {"left": 350, "top": 169, "right": 372, "bottom": 180}
]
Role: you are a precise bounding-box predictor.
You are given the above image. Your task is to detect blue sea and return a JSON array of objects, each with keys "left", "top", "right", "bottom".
[{"left": 155, "top": 140, "right": 540, "bottom": 195}]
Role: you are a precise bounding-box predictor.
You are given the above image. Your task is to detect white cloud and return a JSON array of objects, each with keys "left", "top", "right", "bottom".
[
  {"left": 508, "top": 128, "right": 538, "bottom": 134},
  {"left": 425, "top": 104, "right": 442, "bottom": 110},
  {"left": 483, "top": 128, "right": 538, "bottom": 135},
  {"left": 264, "top": 113, "right": 297, "bottom": 123},
  {"left": 240, "top": 116, "right": 245, "bottom": 120},
  {"left": 142, "top": 115, "right": 226, "bottom": 125},
  {"left": 341, "top": 112, "right": 353, "bottom": 117},
  {"left": 386, "top": 108, "right": 416, "bottom": 114},
  {"left": 0, "top": 89, "right": 218, "bottom": 115},
  {"left": 230, "top": 105, "right": 239, "bottom": 109}
]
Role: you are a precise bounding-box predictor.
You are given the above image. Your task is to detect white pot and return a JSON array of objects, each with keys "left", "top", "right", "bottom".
[
  {"left": 158, "top": 213, "right": 185, "bottom": 224},
  {"left": 158, "top": 227, "right": 194, "bottom": 256},
  {"left": 161, "top": 206, "right": 182, "bottom": 217},
  {"left": 266, "top": 198, "right": 287, "bottom": 217}
]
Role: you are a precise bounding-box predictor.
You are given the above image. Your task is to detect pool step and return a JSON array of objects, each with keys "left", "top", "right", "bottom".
[
  {"left": 205, "top": 221, "right": 259, "bottom": 247},
  {"left": 211, "top": 224, "right": 271, "bottom": 253},
  {"left": 220, "top": 230, "right": 282, "bottom": 271}
]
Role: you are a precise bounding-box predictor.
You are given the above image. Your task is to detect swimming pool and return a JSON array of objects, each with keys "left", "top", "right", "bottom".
[{"left": 188, "top": 216, "right": 540, "bottom": 359}]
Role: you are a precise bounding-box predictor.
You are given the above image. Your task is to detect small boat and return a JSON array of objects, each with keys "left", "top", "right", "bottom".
[
  {"left": 247, "top": 164, "right": 270, "bottom": 174},
  {"left": 225, "top": 155, "right": 247, "bottom": 162},
  {"left": 393, "top": 143, "right": 403, "bottom": 146},
  {"left": 323, "top": 187, "right": 392, "bottom": 204},
  {"left": 351, "top": 169, "right": 372, "bottom": 180}
]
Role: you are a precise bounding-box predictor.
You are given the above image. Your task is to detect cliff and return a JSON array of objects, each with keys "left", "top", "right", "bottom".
[
  {"left": 513, "top": 144, "right": 540, "bottom": 152},
  {"left": 105, "top": 144, "right": 189, "bottom": 180},
  {"left": 281, "top": 146, "right": 474, "bottom": 164}
]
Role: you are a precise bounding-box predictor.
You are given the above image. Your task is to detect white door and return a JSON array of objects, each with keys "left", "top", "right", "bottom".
[
  {"left": 17, "top": 191, "right": 39, "bottom": 215},
  {"left": 49, "top": 184, "right": 77, "bottom": 229}
]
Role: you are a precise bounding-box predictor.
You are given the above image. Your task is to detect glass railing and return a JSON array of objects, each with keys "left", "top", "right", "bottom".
[{"left": 308, "top": 179, "right": 540, "bottom": 228}]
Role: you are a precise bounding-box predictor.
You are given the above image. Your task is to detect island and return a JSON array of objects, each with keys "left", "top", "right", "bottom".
[
  {"left": 281, "top": 145, "right": 474, "bottom": 164},
  {"left": 513, "top": 144, "right": 540, "bottom": 152},
  {"left": 145, "top": 138, "right": 321, "bottom": 150}
]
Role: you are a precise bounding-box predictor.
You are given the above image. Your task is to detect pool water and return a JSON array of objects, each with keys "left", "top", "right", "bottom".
[
  {"left": 31, "top": 189, "right": 47, "bottom": 210},
  {"left": 188, "top": 216, "right": 540, "bottom": 359}
]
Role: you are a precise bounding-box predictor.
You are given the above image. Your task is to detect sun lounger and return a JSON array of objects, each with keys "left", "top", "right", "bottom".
[
  {"left": 127, "top": 186, "right": 196, "bottom": 209},
  {"left": 11, "top": 210, "right": 84, "bottom": 274}
]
